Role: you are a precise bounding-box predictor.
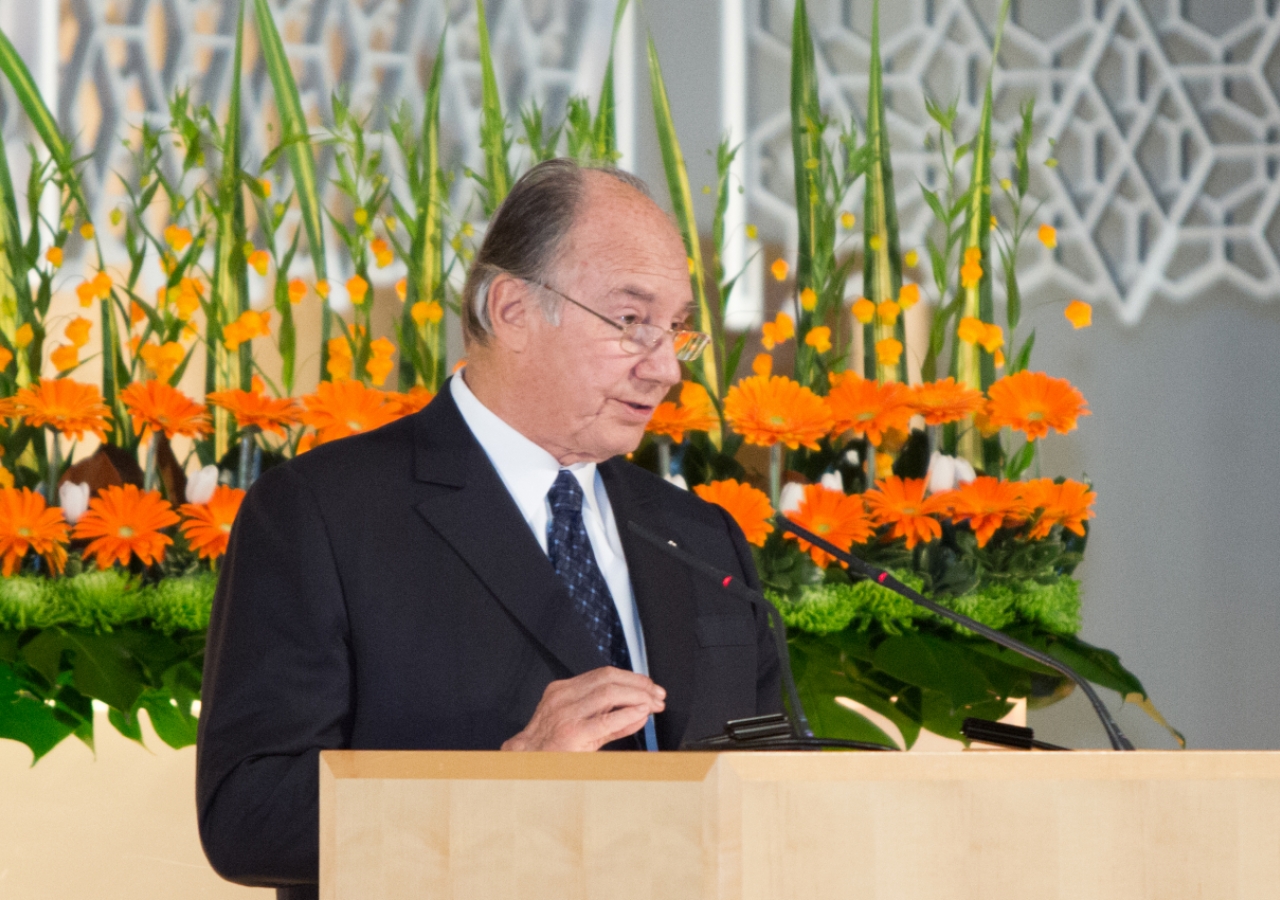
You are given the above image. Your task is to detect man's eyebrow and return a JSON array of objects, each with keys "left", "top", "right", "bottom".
[{"left": 611, "top": 287, "right": 696, "bottom": 315}]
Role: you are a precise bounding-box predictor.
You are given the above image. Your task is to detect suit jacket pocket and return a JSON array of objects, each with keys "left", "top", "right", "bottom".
[{"left": 694, "top": 614, "right": 756, "bottom": 648}]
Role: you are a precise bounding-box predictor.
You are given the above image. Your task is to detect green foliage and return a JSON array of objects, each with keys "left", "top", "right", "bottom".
[
  {"left": 786, "top": 0, "right": 869, "bottom": 392},
  {"left": 0, "top": 571, "right": 215, "bottom": 633},
  {"left": 0, "top": 572, "right": 214, "bottom": 761},
  {"left": 252, "top": 0, "right": 333, "bottom": 376},
  {"left": 390, "top": 35, "right": 451, "bottom": 392},
  {"left": 859, "top": 0, "right": 906, "bottom": 381},
  {"left": 474, "top": 0, "right": 512, "bottom": 215}
]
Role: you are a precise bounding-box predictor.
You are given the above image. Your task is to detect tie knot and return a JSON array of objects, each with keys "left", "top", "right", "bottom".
[{"left": 547, "top": 469, "right": 584, "bottom": 516}]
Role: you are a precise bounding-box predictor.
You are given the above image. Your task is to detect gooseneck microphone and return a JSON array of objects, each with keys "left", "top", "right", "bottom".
[
  {"left": 625, "top": 520, "right": 896, "bottom": 751},
  {"left": 775, "top": 515, "right": 1136, "bottom": 751}
]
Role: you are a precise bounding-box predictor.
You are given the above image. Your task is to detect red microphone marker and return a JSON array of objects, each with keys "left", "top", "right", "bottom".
[{"left": 722, "top": 576, "right": 733, "bottom": 588}]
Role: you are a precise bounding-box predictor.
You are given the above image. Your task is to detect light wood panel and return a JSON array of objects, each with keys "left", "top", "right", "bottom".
[
  {"left": 0, "top": 712, "right": 270, "bottom": 900},
  {"left": 320, "top": 749, "right": 1280, "bottom": 900}
]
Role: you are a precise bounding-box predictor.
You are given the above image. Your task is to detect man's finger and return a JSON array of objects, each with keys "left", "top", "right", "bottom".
[
  {"left": 557, "top": 667, "right": 665, "bottom": 703},
  {"left": 584, "top": 704, "right": 654, "bottom": 749}
]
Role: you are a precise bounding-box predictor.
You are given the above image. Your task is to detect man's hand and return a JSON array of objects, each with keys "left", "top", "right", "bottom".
[{"left": 502, "top": 667, "right": 665, "bottom": 751}]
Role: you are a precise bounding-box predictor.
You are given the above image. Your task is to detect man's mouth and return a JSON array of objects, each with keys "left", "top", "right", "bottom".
[{"left": 617, "top": 399, "right": 655, "bottom": 415}]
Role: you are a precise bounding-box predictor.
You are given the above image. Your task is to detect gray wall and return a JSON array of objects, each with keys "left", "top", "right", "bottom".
[{"left": 637, "top": 0, "right": 1280, "bottom": 750}]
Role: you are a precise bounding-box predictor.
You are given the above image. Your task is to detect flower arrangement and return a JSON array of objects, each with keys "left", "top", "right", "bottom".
[{"left": 0, "top": 0, "right": 1174, "bottom": 762}]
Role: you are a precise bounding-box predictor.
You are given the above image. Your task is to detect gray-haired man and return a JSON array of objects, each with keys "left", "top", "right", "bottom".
[{"left": 196, "top": 159, "right": 781, "bottom": 898}]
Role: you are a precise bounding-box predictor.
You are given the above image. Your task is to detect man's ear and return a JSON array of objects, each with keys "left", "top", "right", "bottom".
[{"left": 486, "top": 274, "right": 532, "bottom": 352}]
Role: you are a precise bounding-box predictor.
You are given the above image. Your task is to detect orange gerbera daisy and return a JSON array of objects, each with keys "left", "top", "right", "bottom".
[
  {"left": 13, "top": 378, "right": 112, "bottom": 441},
  {"left": 907, "top": 378, "right": 986, "bottom": 426},
  {"left": 207, "top": 387, "right": 302, "bottom": 438},
  {"left": 986, "top": 371, "right": 1089, "bottom": 441},
  {"left": 0, "top": 488, "right": 70, "bottom": 575},
  {"left": 863, "top": 476, "right": 947, "bottom": 549},
  {"left": 723, "top": 375, "right": 832, "bottom": 451},
  {"left": 647, "top": 381, "right": 719, "bottom": 443},
  {"left": 693, "top": 479, "right": 774, "bottom": 547},
  {"left": 826, "top": 372, "right": 913, "bottom": 447},
  {"left": 1021, "top": 478, "right": 1096, "bottom": 539},
  {"left": 385, "top": 386, "right": 436, "bottom": 418},
  {"left": 947, "top": 476, "right": 1029, "bottom": 547},
  {"left": 786, "top": 484, "right": 873, "bottom": 566},
  {"left": 180, "top": 485, "right": 246, "bottom": 560},
  {"left": 73, "top": 484, "right": 180, "bottom": 569},
  {"left": 121, "top": 380, "right": 212, "bottom": 440},
  {"left": 300, "top": 380, "right": 401, "bottom": 445}
]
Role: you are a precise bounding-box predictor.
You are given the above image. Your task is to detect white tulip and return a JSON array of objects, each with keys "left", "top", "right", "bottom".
[
  {"left": 927, "top": 452, "right": 978, "bottom": 494},
  {"left": 927, "top": 452, "right": 957, "bottom": 494},
  {"left": 778, "top": 482, "right": 805, "bottom": 513},
  {"left": 820, "top": 471, "right": 844, "bottom": 493},
  {"left": 664, "top": 473, "right": 688, "bottom": 491},
  {"left": 58, "top": 481, "right": 91, "bottom": 525},
  {"left": 186, "top": 464, "right": 220, "bottom": 504}
]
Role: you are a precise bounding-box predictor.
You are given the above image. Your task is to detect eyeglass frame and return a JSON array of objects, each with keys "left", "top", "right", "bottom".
[{"left": 523, "top": 278, "right": 710, "bottom": 362}]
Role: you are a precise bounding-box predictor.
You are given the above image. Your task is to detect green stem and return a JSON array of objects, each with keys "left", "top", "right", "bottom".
[
  {"left": 48, "top": 431, "right": 62, "bottom": 506},
  {"left": 143, "top": 436, "right": 158, "bottom": 493},
  {"left": 238, "top": 431, "right": 255, "bottom": 491},
  {"left": 769, "top": 443, "right": 783, "bottom": 510},
  {"left": 657, "top": 439, "right": 672, "bottom": 480}
]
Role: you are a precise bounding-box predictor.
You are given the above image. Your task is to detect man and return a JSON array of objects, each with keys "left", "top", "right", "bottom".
[{"left": 196, "top": 159, "right": 781, "bottom": 898}]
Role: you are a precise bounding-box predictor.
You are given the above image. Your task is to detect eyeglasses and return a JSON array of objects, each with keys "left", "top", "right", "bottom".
[{"left": 528, "top": 280, "right": 710, "bottom": 362}]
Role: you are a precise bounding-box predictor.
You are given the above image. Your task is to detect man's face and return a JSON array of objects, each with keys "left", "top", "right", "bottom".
[{"left": 520, "top": 175, "right": 693, "bottom": 464}]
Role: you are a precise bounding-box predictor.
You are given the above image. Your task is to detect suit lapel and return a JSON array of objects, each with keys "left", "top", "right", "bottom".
[
  {"left": 600, "top": 461, "right": 699, "bottom": 749},
  {"left": 411, "top": 387, "right": 606, "bottom": 679}
]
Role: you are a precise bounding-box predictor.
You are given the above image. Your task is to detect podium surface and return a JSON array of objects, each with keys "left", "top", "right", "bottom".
[{"left": 320, "top": 749, "right": 1280, "bottom": 899}]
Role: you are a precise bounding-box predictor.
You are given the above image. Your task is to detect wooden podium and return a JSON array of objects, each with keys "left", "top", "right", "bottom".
[{"left": 319, "top": 749, "right": 1280, "bottom": 899}]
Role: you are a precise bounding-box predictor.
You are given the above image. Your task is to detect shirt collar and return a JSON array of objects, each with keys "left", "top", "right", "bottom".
[{"left": 450, "top": 372, "right": 599, "bottom": 523}]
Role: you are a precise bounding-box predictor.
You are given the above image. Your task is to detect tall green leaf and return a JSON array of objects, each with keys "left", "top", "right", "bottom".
[
  {"left": 475, "top": 0, "right": 511, "bottom": 214},
  {"left": 592, "top": 0, "right": 631, "bottom": 162},
  {"left": 208, "top": 3, "right": 251, "bottom": 461},
  {"left": 646, "top": 36, "right": 721, "bottom": 443},
  {"left": 0, "top": 29, "right": 85, "bottom": 211},
  {"left": 251, "top": 0, "right": 333, "bottom": 377},
  {"left": 861, "top": 0, "right": 906, "bottom": 382},
  {"left": 790, "top": 0, "right": 822, "bottom": 299},
  {"left": 0, "top": 138, "right": 34, "bottom": 386},
  {"left": 399, "top": 35, "right": 448, "bottom": 391},
  {"left": 954, "top": 0, "right": 1011, "bottom": 470}
]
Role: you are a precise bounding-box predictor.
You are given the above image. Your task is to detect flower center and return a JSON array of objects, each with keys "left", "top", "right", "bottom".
[
  {"left": 348, "top": 420, "right": 364, "bottom": 432},
  {"left": 1028, "top": 410, "right": 1044, "bottom": 421},
  {"left": 220, "top": 523, "right": 232, "bottom": 533},
  {"left": 118, "top": 525, "right": 135, "bottom": 538},
  {"left": 768, "top": 415, "right": 786, "bottom": 426},
  {"left": 17, "top": 526, "right": 31, "bottom": 538}
]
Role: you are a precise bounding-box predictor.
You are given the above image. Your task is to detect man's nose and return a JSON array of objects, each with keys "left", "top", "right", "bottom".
[{"left": 635, "top": 331, "right": 684, "bottom": 386}]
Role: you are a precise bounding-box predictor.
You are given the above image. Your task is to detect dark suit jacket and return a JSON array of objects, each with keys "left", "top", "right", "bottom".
[{"left": 195, "top": 385, "right": 781, "bottom": 898}]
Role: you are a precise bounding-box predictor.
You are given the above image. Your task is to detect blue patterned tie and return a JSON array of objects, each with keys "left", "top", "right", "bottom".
[{"left": 546, "top": 470, "right": 632, "bottom": 671}]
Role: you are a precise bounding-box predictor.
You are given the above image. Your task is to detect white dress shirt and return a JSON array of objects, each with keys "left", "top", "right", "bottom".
[{"left": 450, "top": 374, "right": 657, "bottom": 750}]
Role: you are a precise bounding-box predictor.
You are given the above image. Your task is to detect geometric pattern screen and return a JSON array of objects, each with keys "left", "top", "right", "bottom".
[
  {"left": 0, "top": 0, "right": 614, "bottom": 284},
  {"left": 745, "top": 0, "right": 1280, "bottom": 323},
  {"left": 2, "top": 1, "right": 1276, "bottom": 323}
]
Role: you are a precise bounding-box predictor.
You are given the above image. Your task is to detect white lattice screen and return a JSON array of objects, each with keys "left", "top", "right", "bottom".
[
  {"left": 2, "top": 1, "right": 1277, "bottom": 323},
  {"left": 742, "top": 0, "right": 1280, "bottom": 323},
  {"left": 0, "top": 0, "right": 628, "bottom": 289}
]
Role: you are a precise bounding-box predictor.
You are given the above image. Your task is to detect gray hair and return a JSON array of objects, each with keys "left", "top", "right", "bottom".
[{"left": 460, "top": 158, "right": 652, "bottom": 346}]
